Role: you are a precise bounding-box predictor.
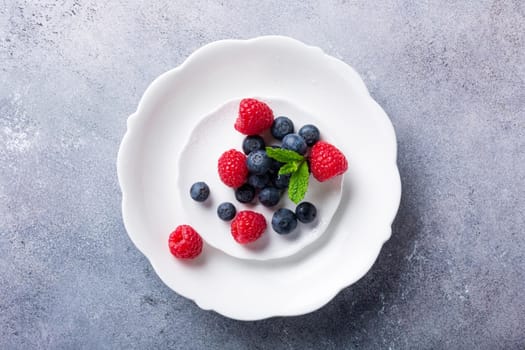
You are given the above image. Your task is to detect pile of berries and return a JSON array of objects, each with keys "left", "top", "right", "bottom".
[{"left": 169, "top": 98, "right": 348, "bottom": 259}]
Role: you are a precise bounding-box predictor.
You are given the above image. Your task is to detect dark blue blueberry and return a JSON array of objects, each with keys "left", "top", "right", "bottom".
[
  {"left": 235, "top": 184, "right": 255, "bottom": 203},
  {"left": 258, "top": 187, "right": 281, "bottom": 207},
  {"left": 273, "top": 173, "right": 291, "bottom": 189},
  {"left": 271, "top": 208, "right": 298, "bottom": 234},
  {"left": 217, "top": 202, "right": 236, "bottom": 221},
  {"left": 269, "top": 159, "right": 283, "bottom": 174},
  {"left": 190, "top": 182, "right": 209, "bottom": 202},
  {"left": 295, "top": 202, "right": 317, "bottom": 223},
  {"left": 281, "top": 133, "right": 307, "bottom": 155},
  {"left": 242, "top": 135, "right": 265, "bottom": 155},
  {"left": 246, "top": 150, "right": 272, "bottom": 175},
  {"left": 271, "top": 116, "right": 294, "bottom": 140},
  {"left": 298, "top": 124, "right": 320, "bottom": 146},
  {"left": 248, "top": 174, "right": 270, "bottom": 189}
]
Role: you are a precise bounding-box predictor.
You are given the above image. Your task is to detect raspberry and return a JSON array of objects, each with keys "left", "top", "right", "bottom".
[
  {"left": 230, "top": 210, "right": 267, "bottom": 244},
  {"left": 235, "top": 98, "right": 274, "bottom": 135},
  {"left": 218, "top": 149, "right": 248, "bottom": 188},
  {"left": 309, "top": 141, "right": 348, "bottom": 182},
  {"left": 168, "top": 225, "right": 203, "bottom": 259}
]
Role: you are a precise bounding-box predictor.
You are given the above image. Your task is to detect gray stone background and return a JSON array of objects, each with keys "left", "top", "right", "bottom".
[{"left": 1, "top": 0, "right": 524, "bottom": 349}]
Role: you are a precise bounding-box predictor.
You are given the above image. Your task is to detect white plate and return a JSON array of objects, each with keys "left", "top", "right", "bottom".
[{"left": 117, "top": 36, "right": 401, "bottom": 320}]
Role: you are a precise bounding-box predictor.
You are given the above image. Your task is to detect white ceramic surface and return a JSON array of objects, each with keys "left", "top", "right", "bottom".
[
  {"left": 177, "top": 98, "right": 343, "bottom": 261},
  {"left": 117, "top": 36, "right": 401, "bottom": 320}
]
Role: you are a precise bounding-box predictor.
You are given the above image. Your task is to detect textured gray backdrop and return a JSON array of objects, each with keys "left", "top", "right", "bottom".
[{"left": 1, "top": 1, "right": 524, "bottom": 349}]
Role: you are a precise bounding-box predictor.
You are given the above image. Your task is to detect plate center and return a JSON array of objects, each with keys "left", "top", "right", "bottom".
[{"left": 177, "top": 97, "right": 343, "bottom": 261}]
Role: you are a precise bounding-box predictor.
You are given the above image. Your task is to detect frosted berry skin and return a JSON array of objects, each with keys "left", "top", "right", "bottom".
[
  {"left": 248, "top": 173, "right": 270, "bottom": 189},
  {"left": 246, "top": 150, "right": 272, "bottom": 175},
  {"left": 235, "top": 98, "right": 274, "bottom": 135},
  {"left": 271, "top": 116, "right": 294, "bottom": 140},
  {"left": 242, "top": 135, "right": 265, "bottom": 155},
  {"left": 258, "top": 187, "right": 281, "bottom": 207},
  {"left": 190, "top": 182, "right": 210, "bottom": 202},
  {"left": 295, "top": 202, "right": 317, "bottom": 223},
  {"left": 168, "top": 225, "right": 203, "bottom": 259},
  {"left": 309, "top": 141, "right": 348, "bottom": 182},
  {"left": 217, "top": 202, "right": 236, "bottom": 221},
  {"left": 235, "top": 183, "right": 256, "bottom": 203},
  {"left": 218, "top": 149, "right": 248, "bottom": 188},
  {"left": 298, "top": 124, "right": 320, "bottom": 146},
  {"left": 271, "top": 208, "right": 298, "bottom": 234},
  {"left": 231, "top": 210, "right": 267, "bottom": 244},
  {"left": 281, "top": 133, "right": 308, "bottom": 155}
]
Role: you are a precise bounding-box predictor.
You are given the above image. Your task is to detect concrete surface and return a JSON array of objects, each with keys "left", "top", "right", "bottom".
[{"left": 1, "top": 0, "right": 524, "bottom": 349}]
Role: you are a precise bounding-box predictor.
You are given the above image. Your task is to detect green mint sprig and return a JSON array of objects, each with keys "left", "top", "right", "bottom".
[
  {"left": 265, "top": 147, "right": 304, "bottom": 162},
  {"left": 278, "top": 161, "right": 301, "bottom": 175},
  {"left": 265, "top": 147, "right": 309, "bottom": 204}
]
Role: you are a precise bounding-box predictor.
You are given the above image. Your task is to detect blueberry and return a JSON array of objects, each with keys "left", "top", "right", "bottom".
[
  {"left": 217, "top": 202, "right": 236, "bottom": 221},
  {"left": 295, "top": 202, "right": 317, "bottom": 223},
  {"left": 242, "top": 135, "right": 265, "bottom": 155},
  {"left": 271, "top": 116, "right": 294, "bottom": 140},
  {"left": 273, "top": 173, "right": 291, "bottom": 189},
  {"left": 248, "top": 174, "right": 270, "bottom": 189},
  {"left": 271, "top": 208, "right": 298, "bottom": 234},
  {"left": 235, "top": 184, "right": 255, "bottom": 203},
  {"left": 269, "top": 159, "right": 283, "bottom": 174},
  {"left": 258, "top": 187, "right": 281, "bottom": 207},
  {"left": 281, "top": 134, "right": 307, "bottom": 155},
  {"left": 190, "top": 182, "right": 209, "bottom": 202},
  {"left": 246, "top": 150, "right": 272, "bottom": 175},
  {"left": 298, "top": 124, "right": 320, "bottom": 146}
]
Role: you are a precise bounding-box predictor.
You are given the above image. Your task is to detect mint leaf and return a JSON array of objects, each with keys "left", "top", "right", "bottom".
[
  {"left": 278, "top": 161, "right": 300, "bottom": 175},
  {"left": 288, "top": 161, "right": 309, "bottom": 204},
  {"left": 265, "top": 147, "right": 304, "bottom": 163}
]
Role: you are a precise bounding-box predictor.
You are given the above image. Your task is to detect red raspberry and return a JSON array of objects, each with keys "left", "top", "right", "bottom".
[
  {"left": 218, "top": 149, "right": 248, "bottom": 188},
  {"left": 235, "top": 98, "right": 274, "bottom": 135},
  {"left": 231, "top": 210, "right": 267, "bottom": 244},
  {"left": 309, "top": 141, "right": 348, "bottom": 182},
  {"left": 168, "top": 225, "right": 203, "bottom": 259}
]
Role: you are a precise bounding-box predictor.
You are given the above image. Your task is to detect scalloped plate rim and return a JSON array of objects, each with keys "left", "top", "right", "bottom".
[{"left": 117, "top": 35, "right": 401, "bottom": 320}]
